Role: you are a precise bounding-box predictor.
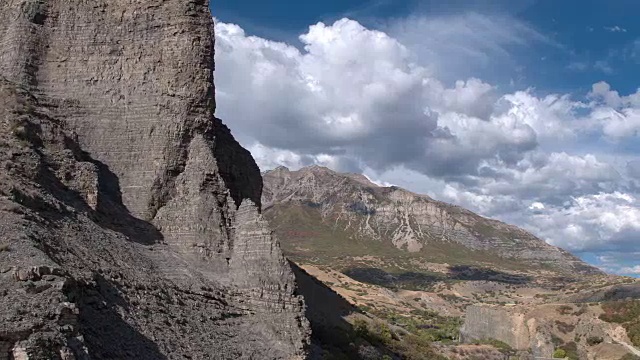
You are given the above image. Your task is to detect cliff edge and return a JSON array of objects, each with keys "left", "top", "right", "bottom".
[{"left": 0, "top": 1, "right": 308, "bottom": 359}]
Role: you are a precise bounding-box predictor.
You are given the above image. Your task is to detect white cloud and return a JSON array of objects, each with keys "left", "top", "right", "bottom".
[
  {"left": 588, "top": 81, "right": 640, "bottom": 108},
  {"left": 498, "top": 91, "right": 580, "bottom": 140},
  {"left": 526, "top": 192, "right": 640, "bottom": 252},
  {"left": 529, "top": 202, "right": 545, "bottom": 212},
  {"left": 619, "top": 266, "right": 640, "bottom": 275},
  {"left": 588, "top": 82, "right": 640, "bottom": 139},
  {"left": 592, "top": 107, "right": 640, "bottom": 139},
  {"left": 362, "top": 173, "right": 396, "bottom": 188},
  {"left": 214, "top": 18, "right": 640, "bottom": 273},
  {"left": 518, "top": 153, "right": 619, "bottom": 187},
  {"left": 215, "top": 18, "right": 436, "bottom": 164},
  {"left": 386, "top": 13, "right": 552, "bottom": 82},
  {"left": 423, "top": 78, "right": 497, "bottom": 118},
  {"left": 215, "top": 17, "right": 543, "bottom": 178},
  {"left": 441, "top": 183, "right": 503, "bottom": 215},
  {"left": 604, "top": 26, "right": 627, "bottom": 33},
  {"left": 597, "top": 252, "right": 640, "bottom": 275}
]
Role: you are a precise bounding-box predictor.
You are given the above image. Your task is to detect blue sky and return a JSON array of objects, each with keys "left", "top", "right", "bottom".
[
  {"left": 211, "top": 1, "right": 640, "bottom": 276},
  {"left": 213, "top": 0, "right": 640, "bottom": 94}
]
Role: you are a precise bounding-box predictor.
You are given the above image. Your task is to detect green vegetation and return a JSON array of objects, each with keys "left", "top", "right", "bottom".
[
  {"left": 369, "top": 308, "right": 462, "bottom": 343},
  {"left": 266, "top": 203, "right": 543, "bottom": 275},
  {"left": 472, "top": 338, "right": 513, "bottom": 353},
  {"left": 558, "top": 342, "right": 579, "bottom": 360},
  {"left": 553, "top": 349, "right": 567, "bottom": 358},
  {"left": 437, "top": 293, "right": 468, "bottom": 305},
  {"left": 351, "top": 317, "right": 449, "bottom": 360},
  {"left": 600, "top": 300, "right": 640, "bottom": 347}
]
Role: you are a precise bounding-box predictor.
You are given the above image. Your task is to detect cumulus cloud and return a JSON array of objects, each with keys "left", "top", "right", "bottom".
[
  {"left": 249, "top": 143, "right": 363, "bottom": 173},
  {"left": 215, "top": 18, "right": 534, "bottom": 177},
  {"left": 588, "top": 81, "right": 640, "bottom": 108},
  {"left": 527, "top": 192, "right": 640, "bottom": 250},
  {"left": 588, "top": 82, "right": 640, "bottom": 139},
  {"left": 216, "top": 19, "right": 435, "bottom": 165},
  {"left": 214, "top": 17, "right": 640, "bottom": 274}
]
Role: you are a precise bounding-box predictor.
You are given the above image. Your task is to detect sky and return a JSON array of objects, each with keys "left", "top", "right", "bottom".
[{"left": 210, "top": 0, "right": 640, "bottom": 277}]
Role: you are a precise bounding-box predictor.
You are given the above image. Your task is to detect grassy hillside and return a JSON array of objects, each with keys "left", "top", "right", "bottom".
[{"left": 267, "top": 203, "right": 560, "bottom": 289}]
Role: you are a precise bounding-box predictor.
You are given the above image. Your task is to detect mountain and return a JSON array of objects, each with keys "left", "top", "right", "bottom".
[
  {"left": 262, "top": 166, "right": 640, "bottom": 360},
  {"left": 263, "top": 165, "right": 600, "bottom": 278},
  {"left": 0, "top": 1, "right": 308, "bottom": 359}
]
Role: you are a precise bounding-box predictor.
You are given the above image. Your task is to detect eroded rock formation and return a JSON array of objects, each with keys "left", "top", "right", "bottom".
[
  {"left": 0, "top": 1, "right": 309, "bottom": 359},
  {"left": 460, "top": 304, "right": 636, "bottom": 360}
]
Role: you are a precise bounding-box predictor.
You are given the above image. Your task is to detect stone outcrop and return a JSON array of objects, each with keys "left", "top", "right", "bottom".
[
  {"left": 263, "top": 165, "right": 600, "bottom": 275},
  {"left": 460, "top": 305, "right": 534, "bottom": 351},
  {"left": 0, "top": 1, "right": 308, "bottom": 359},
  {"left": 460, "top": 303, "right": 635, "bottom": 360},
  {"left": 460, "top": 305, "right": 556, "bottom": 359}
]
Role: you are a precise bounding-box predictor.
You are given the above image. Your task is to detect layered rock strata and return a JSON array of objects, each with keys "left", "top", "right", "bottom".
[{"left": 0, "top": 1, "right": 308, "bottom": 359}]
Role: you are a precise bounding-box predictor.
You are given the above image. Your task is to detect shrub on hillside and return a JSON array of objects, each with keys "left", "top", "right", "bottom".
[
  {"left": 557, "top": 305, "right": 573, "bottom": 315},
  {"left": 586, "top": 336, "right": 603, "bottom": 346},
  {"left": 553, "top": 349, "right": 567, "bottom": 358},
  {"left": 600, "top": 300, "right": 640, "bottom": 347},
  {"left": 555, "top": 320, "right": 575, "bottom": 334}
]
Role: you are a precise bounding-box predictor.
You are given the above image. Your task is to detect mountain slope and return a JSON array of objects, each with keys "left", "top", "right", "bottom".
[{"left": 263, "top": 165, "right": 600, "bottom": 277}]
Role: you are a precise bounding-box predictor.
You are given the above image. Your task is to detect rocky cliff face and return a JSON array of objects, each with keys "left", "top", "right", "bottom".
[
  {"left": 263, "top": 166, "right": 599, "bottom": 275},
  {"left": 460, "top": 303, "right": 636, "bottom": 360},
  {"left": 0, "top": 1, "right": 308, "bottom": 359},
  {"left": 460, "top": 306, "right": 536, "bottom": 352}
]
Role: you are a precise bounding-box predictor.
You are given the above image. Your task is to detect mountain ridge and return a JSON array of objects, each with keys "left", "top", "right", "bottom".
[{"left": 263, "top": 165, "right": 600, "bottom": 276}]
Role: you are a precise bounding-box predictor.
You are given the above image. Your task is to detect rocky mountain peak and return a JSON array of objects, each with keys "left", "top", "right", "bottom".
[
  {"left": 273, "top": 165, "right": 291, "bottom": 173},
  {"left": 301, "top": 164, "right": 335, "bottom": 176},
  {"left": 342, "top": 172, "right": 380, "bottom": 187}
]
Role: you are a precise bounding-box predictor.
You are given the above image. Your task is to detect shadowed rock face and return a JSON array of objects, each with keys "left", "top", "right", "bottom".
[{"left": 0, "top": 1, "right": 309, "bottom": 359}]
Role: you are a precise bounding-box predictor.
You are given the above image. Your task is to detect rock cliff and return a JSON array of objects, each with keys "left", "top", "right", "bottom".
[
  {"left": 460, "top": 306, "right": 537, "bottom": 353},
  {"left": 460, "top": 303, "right": 637, "bottom": 360},
  {"left": 0, "top": 1, "right": 308, "bottom": 359}
]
